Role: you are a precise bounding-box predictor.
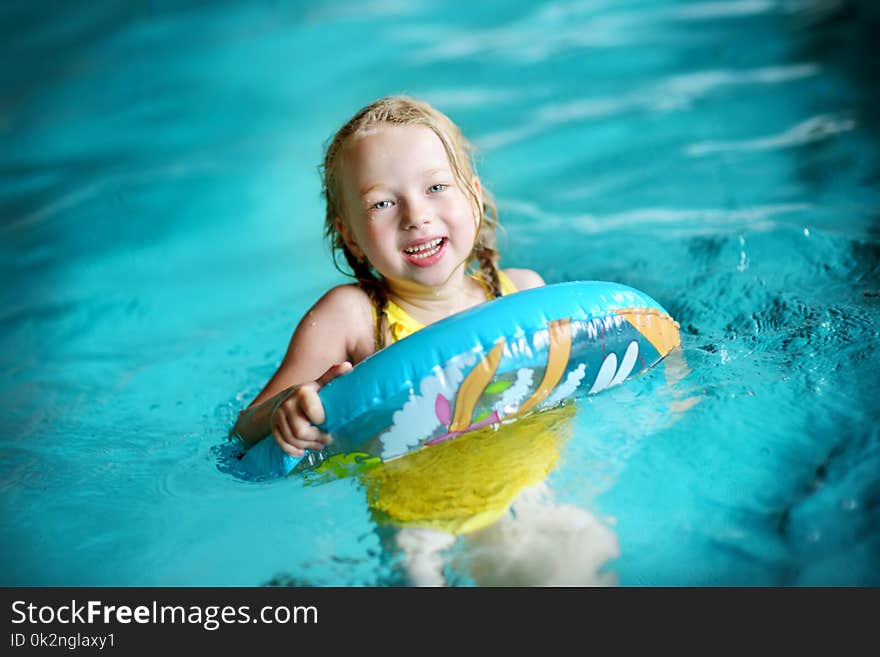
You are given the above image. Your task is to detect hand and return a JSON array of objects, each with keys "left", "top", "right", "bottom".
[{"left": 270, "top": 362, "right": 353, "bottom": 457}]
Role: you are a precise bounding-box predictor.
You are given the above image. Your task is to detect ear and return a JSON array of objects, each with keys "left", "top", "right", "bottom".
[{"left": 335, "top": 216, "right": 365, "bottom": 261}]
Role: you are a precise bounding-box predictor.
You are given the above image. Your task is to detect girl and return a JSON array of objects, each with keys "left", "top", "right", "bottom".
[
  {"left": 233, "top": 95, "right": 544, "bottom": 452},
  {"left": 233, "top": 96, "right": 618, "bottom": 586}
]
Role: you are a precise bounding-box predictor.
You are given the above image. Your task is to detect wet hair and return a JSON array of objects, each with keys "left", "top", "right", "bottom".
[{"left": 320, "top": 95, "right": 502, "bottom": 350}]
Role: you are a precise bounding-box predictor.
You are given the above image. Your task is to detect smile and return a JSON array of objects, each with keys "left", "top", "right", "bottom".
[
  {"left": 403, "top": 238, "right": 445, "bottom": 259},
  {"left": 402, "top": 237, "right": 448, "bottom": 267}
]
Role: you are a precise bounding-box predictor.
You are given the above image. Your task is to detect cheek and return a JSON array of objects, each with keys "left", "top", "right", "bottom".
[
  {"left": 362, "top": 221, "right": 395, "bottom": 254},
  {"left": 453, "top": 189, "right": 480, "bottom": 223},
  {"left": 449, "top": 195, "right": 480, "bottom": 232}
]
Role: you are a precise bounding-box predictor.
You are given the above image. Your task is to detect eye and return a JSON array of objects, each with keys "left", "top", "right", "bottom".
[
  {"left": 429, "top": 184, "right": 447, "bottom": 193},
  {"left": 372, "top": 200, "right": 393, "bottom": 210}
]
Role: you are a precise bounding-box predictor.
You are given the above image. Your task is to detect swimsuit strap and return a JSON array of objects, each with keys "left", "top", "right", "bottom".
[{"left": 375, "top": 271, "right": 518, "bottom": 346}]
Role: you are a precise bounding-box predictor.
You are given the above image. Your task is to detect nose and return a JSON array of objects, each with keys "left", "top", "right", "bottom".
[{"left": 400, "top": 195, "right": 431, "bottom": 230}]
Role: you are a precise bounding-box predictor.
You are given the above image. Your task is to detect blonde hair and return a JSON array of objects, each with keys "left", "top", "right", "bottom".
[{"left": 321, "top": 95, "right": 502, "bottom": 350}]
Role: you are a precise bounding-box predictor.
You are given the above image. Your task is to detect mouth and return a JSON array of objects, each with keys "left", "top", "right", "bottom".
[{"left": 402, "top": 237, "right": 447, "bottom": 266}]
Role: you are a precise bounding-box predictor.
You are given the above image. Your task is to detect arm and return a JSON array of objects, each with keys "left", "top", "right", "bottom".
[{"left": 231, "top": 284, "right": 374, "bottom": 453}]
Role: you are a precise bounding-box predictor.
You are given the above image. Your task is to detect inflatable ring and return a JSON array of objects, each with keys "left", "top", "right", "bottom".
[{"left": 237, "top": 280, "right": 680, "bottom": 480}]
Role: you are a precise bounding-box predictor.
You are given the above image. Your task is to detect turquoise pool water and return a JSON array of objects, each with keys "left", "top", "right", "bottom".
[{"left": 2, "top": 0, "right": 878, "bottom": 586}]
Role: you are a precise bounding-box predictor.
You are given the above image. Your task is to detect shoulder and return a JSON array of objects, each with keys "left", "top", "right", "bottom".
[
  {"left": 307, "top": 283, "right": 374, "bottom": 330},
  {"left": 502, "top": 268, "right": 546, "bottom": 291},
  {"left": 299, "top": 284, "right": 375, "bottom": 358},
  {"left": 315, "top": 283, "right": 373, "bottom": 312},
  {"left": 255, "top": 285, "right": 375, "bottom": 401}
]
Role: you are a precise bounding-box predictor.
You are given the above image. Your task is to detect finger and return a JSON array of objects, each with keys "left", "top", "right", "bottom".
[
  {"left": 304, "top": 429, "right": 333, "bottom": 447},
  {"left": 298, "top": 387, "right": 327, "bottom": 426},
  {"left": 315, "top": 361, "right": 353, "bottom": 388},
  {"left": 277, "top": 408, "right": 324, "bottom": 454},
  {"left": 273, "top": 407, "right": 294, "bottom": 444},
  {"left": 272, "top": 412, "right": 304, "bottom": 457},
  {"left": 273, "top": 430, "right": 305, "bottom": 457},
  {"left": 293, "top": 438, "right": 328, "bottom": 452},
  {"left": 274, "top": 432, "right": 305, "bottom": 458},
  {"left": 288, "top": 413, "right": 329, "bottom": 451}
]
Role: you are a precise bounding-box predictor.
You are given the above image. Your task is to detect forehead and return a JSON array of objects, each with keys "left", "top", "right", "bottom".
[{"left": 340, "top": 124, "right": 451, "bottom": 187}]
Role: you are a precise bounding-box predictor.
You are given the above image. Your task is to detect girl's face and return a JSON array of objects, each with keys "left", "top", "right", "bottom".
[{"left": 336, "top": 123, "right": 481, "bottom": 291}]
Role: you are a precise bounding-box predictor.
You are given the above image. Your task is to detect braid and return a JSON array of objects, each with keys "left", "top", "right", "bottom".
[
  {"left": 343, "top": 250, "right": 390, "bottom": 351},
  {"left": 470, "top": 182, "right": 503, "bottom": 299},
  {"left": 473, "top": 244, "right": 502, "bottom": 299}
]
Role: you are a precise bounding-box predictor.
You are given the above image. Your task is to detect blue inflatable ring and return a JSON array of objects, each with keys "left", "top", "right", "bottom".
[{"left": 237, "top": 280, "right": 680, "bottom": 479}]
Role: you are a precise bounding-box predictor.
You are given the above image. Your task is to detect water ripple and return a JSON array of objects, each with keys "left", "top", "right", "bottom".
[
  {"left": 687, "top": 113, "right": 856, "bottom": 156},
  {"left": 478, "top": 64, "right": 819, "bottom": 150},
  {"left": 2, "top": 158, "right": 219, "bottom": 235},
  {"left": 675, "top": 0, "right": 776, "bottom": 20},
  {"left": 506, "top": 199, "right": 811, "bottom": 236}
]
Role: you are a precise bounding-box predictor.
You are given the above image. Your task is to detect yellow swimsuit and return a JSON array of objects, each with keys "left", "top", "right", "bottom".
[
  {"left": 376, "top": 271, "right": 519, "bottom": 344},
  {"left": 361, "top": 271, "right": 574, "bottom": 535}
]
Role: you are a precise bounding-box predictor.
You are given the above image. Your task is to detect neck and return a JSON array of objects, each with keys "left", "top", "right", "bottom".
[{"left": 384, "top": 267, "right": 486, "bottom": 323}]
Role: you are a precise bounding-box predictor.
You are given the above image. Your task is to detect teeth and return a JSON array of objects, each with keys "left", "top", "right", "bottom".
[{"left": 404, "top": 238, "right": 443, "bottom": 258}]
